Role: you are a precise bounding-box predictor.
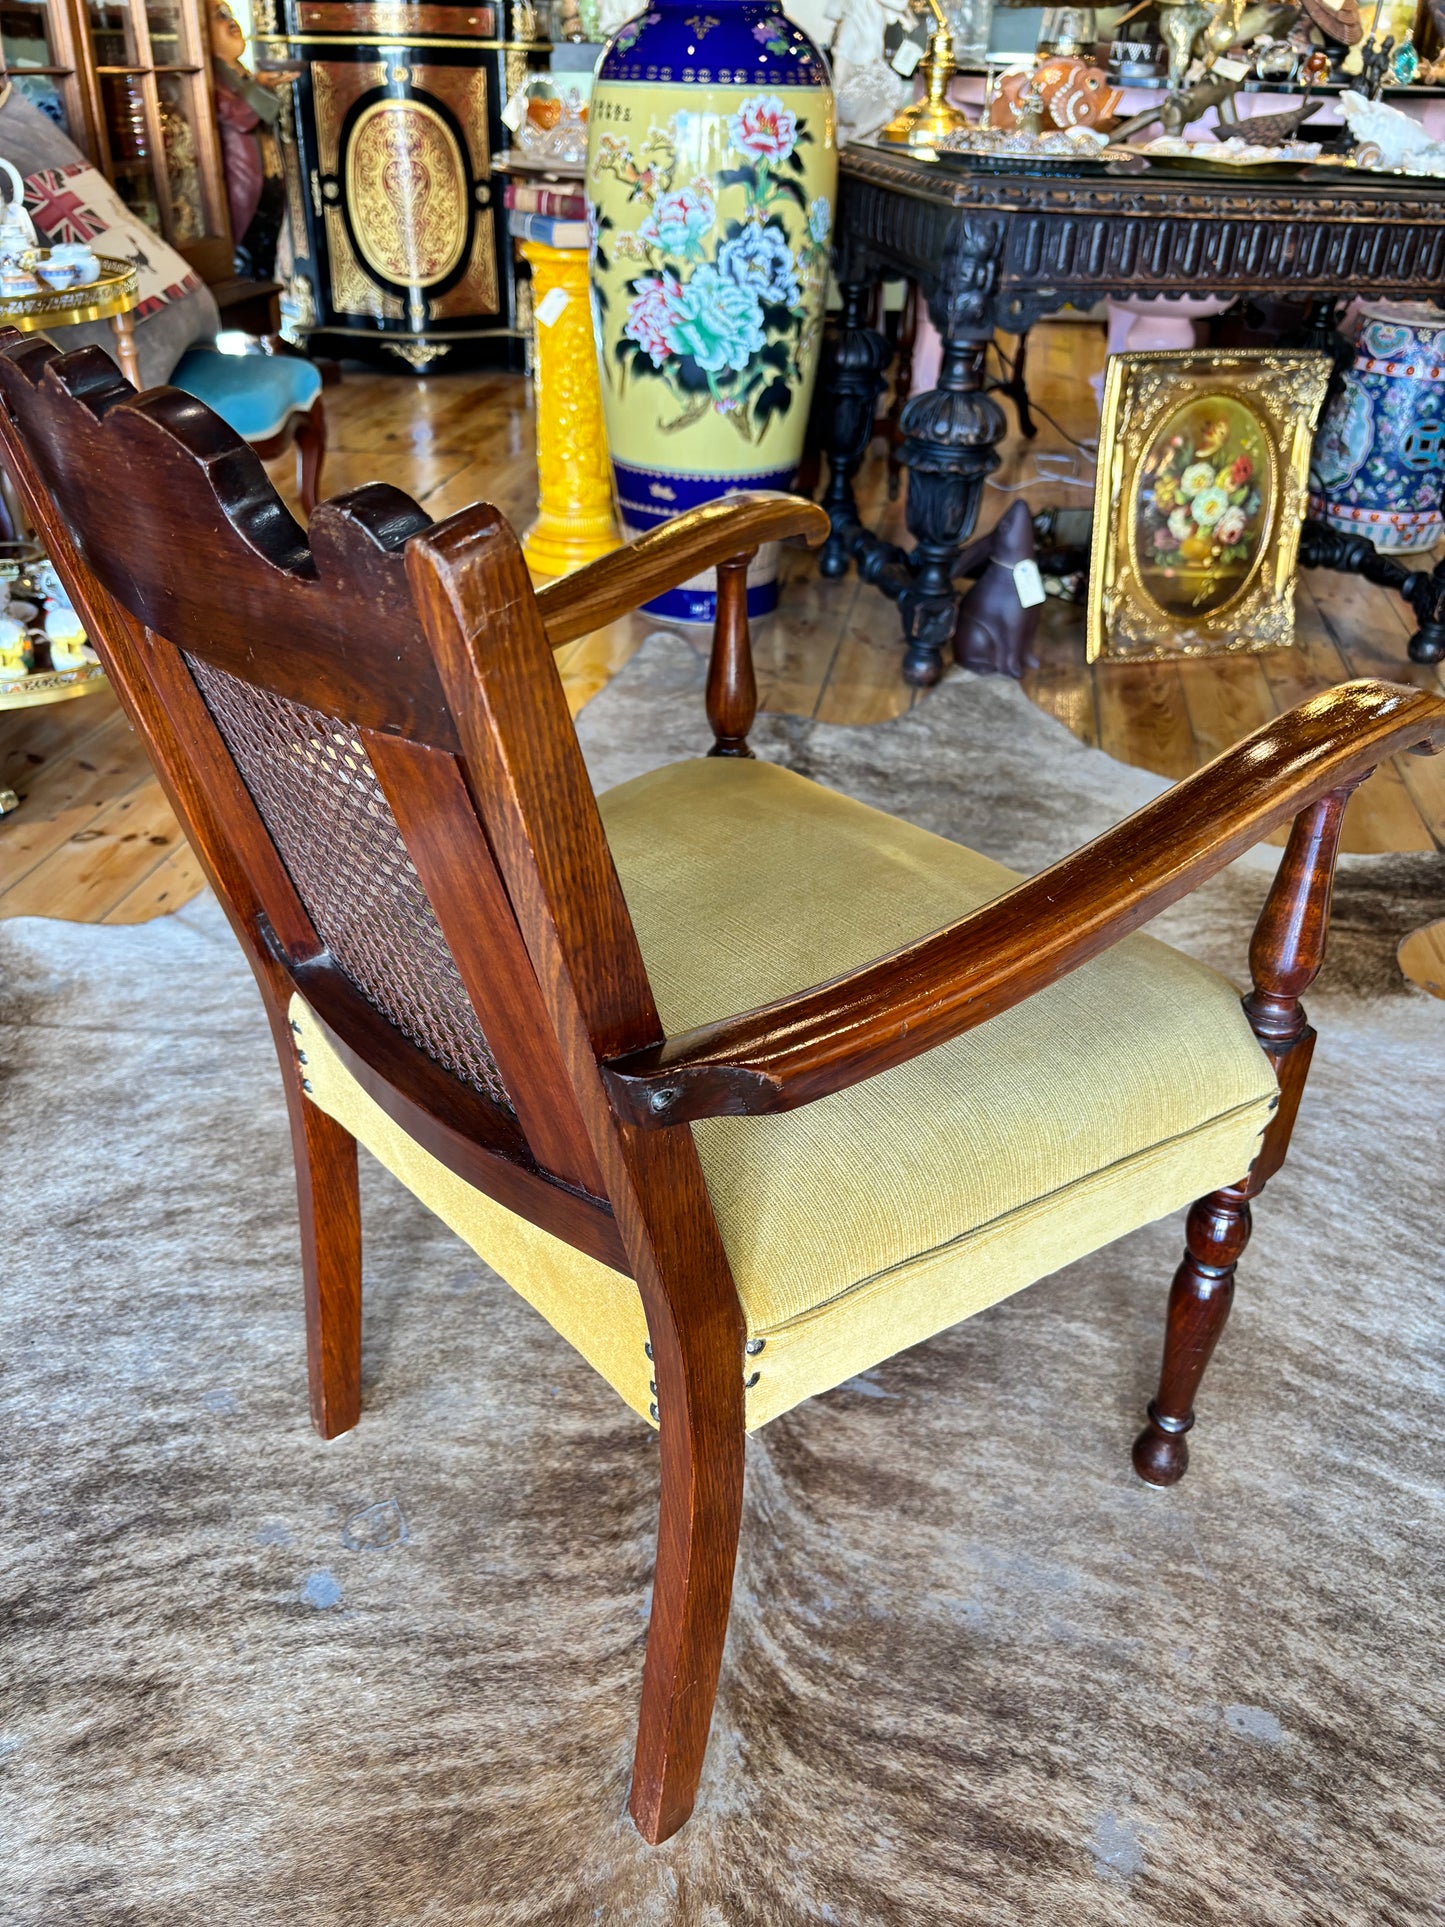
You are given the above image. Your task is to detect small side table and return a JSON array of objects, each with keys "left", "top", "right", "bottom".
[
  {"left": 0, "top": 255, "right": 137, "bottom": 737},
  {"left": 517, "top": 237, "right": 620, "bottom": 578},
  {"left": 0, "top": 255, "right": 142, "bottom": 387}
]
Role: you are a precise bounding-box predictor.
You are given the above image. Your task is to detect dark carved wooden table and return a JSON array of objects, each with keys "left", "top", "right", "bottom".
[{"left": 819, "top": 143, "right": 1445, "bottom": 684}]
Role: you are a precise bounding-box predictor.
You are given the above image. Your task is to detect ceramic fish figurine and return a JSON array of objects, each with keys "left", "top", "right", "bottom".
[
  {"left": 0, "top": 613, "right": 34, "bottom": 683},
  {"left": 44, "top": 607, "right": 98, "bottom": 671},
  {"left": 988, "top": 57, "right": 1124, "bottom": 131}
]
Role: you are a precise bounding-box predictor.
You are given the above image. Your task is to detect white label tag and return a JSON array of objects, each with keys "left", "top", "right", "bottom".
[
  {"left": 502, "top": 87, "right": 528, "bottom": 133},
  {"left": 1213, "top": 54, "right": 1250, "bottom": 79},
  {"left": 891, "top": 38, "right": 923, "bottom": 76},
  {"left": 1012, "top": 558, "right": 1046, "bottom": 608},
  {"left": 535, "top": 286, "right": 570, "bottom": 327}
]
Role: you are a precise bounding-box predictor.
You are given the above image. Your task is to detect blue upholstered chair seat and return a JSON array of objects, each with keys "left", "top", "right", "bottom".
[{"left": 171, "top": 349, "right": 323, "bottom": 443}]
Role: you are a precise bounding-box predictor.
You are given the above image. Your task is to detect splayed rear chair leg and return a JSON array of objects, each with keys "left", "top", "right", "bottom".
[
  {"left": 277, "top": 1034, "right": 362, "bottom": 1440},
  {"left": 629, "top": 1347, "right": 745, "bottom": 1845}
]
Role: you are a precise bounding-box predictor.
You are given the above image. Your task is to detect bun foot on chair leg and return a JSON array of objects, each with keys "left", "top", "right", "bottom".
[{"left": 1132, "top": 1403, "right": 1191, "bottom": 1487}]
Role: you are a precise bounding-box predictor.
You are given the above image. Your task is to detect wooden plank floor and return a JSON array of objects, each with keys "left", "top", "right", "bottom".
[{"left": 3, "top": 320, "right": 1442, "bottom": 952}]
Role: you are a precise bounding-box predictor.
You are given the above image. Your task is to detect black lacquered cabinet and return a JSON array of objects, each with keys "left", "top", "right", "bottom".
[{"left": 255, "top": 0, "right": 538, "bottom": 368}]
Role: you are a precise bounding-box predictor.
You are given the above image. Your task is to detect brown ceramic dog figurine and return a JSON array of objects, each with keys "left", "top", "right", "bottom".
[{"left": 952, "top": 499, "right": 1042, "bottom": 678}]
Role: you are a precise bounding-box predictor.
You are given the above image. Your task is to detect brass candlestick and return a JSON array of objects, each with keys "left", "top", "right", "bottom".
[{"left": 879, "top": 0, "right": 974, "bottom": 146}]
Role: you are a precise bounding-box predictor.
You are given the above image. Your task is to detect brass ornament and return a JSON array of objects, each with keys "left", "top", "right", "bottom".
[
  {"left": 879, "top": 0, "right": 974, "bottom": 147},
  {"left": 1087, "top": 349, "right": 1332, "bottom": 662}
]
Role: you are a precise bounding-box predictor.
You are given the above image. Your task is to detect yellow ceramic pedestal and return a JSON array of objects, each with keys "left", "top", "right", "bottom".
[{"left": 519, "top": 239, "right": 621, "bottom": 579}]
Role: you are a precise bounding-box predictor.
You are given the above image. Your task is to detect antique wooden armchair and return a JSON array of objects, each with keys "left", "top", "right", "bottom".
[{"left": 2, "top": 333, "right": 1441, "bottom": 1846}]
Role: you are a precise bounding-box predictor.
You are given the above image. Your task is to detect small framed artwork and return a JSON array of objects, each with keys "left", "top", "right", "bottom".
[{"left": 1086, "top": 348, "right": 1332, "bottom": 663}]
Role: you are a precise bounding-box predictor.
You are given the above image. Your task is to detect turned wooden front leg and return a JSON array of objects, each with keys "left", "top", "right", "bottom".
[
  {"left": 1132, "top": 1186, "right": 1249, "bottom": 1485},
  {"left": 706, "top": 552, "right": 756, "bottom": 758},
  {"left": 1133, "top": 784, "right": 1357, "bottom": 1487}
]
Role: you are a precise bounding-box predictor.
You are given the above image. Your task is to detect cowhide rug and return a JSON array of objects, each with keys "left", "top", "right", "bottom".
[{"left": 2, "top": 635, "right": 1442, "bottom": 1925}]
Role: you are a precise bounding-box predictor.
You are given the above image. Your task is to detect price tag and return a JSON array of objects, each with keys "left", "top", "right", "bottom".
[
  {"left": 502, "top": 87, "right": 528, "bottom": 133},
  {"left": 1213, "top": 54, "right": 1250, "bottom": 79},
  {"left": 1012, "top": 558, "right": 1046, "bottom": 609},
  {"left": 535, "top": 286, "right": 570, "bottom": 328},
  {"left": 891, "top": 38, "right": 923, "bottom": 76}
]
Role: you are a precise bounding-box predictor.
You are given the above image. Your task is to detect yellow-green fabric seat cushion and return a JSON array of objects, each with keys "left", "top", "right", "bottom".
[
  {"left": 602, "top": 758, "right": 1277, "bottom": 1319},
  {"left": 293, "top": 757, "right": 1278, "bottom": 1430}
]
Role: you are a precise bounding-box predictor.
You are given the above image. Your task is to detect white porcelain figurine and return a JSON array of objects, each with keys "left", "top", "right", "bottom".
[
  {"left": 0, "top": 155, "right": 38, "bottom": 268},
  {"left": 44, "top": 607, "right": 98, "bottom": 672},
  {"left": 0, "top": 613, "right": 34, "bottom": 683}
]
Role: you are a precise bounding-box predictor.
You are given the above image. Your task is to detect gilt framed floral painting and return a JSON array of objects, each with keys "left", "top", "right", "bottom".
[{"left": 1087, "top": 349, "right": 1332, "bottom": 662}]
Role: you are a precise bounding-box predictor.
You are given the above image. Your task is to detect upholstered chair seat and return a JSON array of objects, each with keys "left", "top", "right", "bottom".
[{"left": 293, "top": 756, "right": 1279, "bottom": 1430}]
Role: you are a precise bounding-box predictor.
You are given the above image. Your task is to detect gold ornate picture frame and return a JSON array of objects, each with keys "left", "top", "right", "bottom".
[{"left": 1086, "top": 348, "right": 1332, "bottom": 663}]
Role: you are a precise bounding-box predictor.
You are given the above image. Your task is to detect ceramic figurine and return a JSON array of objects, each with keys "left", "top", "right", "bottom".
[
  {"left": 951, "top": 500, "right": 1043, "bottom": 676},
  {"left": 210, "top": 0, "right": 286, "bottom": 279},
  {"left": 34, "top": 561, "right": 74, "bottom": 610},
  {"left": 987, "top": 56, "right": 1122, "bottom": 130},
  {"left": 44, "top": 607, "right": 98, "bottom": 670},
  {"left": 587, "top": 3, "right": 837, "bottom": 621},
  {"left": 1310, "top": 300, "right": 1445, "bottom": 552},
  {"left": 0, "top": 614, "right": 33, "bottom": 683},
  {"left": 0, "top": 155, "right": 37, "bottom": 268}
]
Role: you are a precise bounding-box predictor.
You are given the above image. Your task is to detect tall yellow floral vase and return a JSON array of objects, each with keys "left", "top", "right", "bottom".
[{"left": 586, "top": 6, "right": 836, "bottom": 621}]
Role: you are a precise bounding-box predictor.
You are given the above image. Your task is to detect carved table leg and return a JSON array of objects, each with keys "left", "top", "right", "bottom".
[
  {"left": 895, "top": 333, "right": 1006, "bottom": 686},
  {"left": 1299, "top": 519, "right": 1445, "bottom": 665},
  {"left": 818, "top": 278, "right": 891, "bottom": 579}
]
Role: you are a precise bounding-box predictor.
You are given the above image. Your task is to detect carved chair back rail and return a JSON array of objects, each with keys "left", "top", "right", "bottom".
[{"left": 1, "top": 329, "right": 1439, "bottom": 1847}]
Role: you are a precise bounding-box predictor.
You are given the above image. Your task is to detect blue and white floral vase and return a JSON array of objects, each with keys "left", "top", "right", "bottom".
[
  {"left": 1310, "top": 300, "right": 1445, "bottom": 554},
  {"left": 586, "top": 5, "right": 836, "bottom": 620}
]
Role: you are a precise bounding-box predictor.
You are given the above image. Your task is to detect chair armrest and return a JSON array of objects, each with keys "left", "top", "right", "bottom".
[
  {"left": 535, "top": 492, "right": 829, "bottom": 647},
  {"left": 602, "top": 680, "right": 1445, "bottom": 1126}
]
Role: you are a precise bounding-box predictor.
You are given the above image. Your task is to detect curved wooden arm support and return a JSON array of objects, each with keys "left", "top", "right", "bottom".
[
  {"left": 602, "top": 681, "right": 1445, "bottom": 1127},
  {"left": 534, "top": 492, "right": 829, "bottom": 648}
]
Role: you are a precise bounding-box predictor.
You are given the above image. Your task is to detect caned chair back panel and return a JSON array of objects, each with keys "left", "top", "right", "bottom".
[
  {"left": 186, "top": 659, "right": 512, "bottom": 1108},
  {"left": 0, "top": 332, "right": 611, "bottom": 1214}
]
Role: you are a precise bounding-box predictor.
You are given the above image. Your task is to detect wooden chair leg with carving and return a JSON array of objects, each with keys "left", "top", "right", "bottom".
[
  {"left": 1133, "top": 785, "right": 1356, "bottom": 1486},
  {"left": 630, "top": 1313, "right": 746, "bottom": 1844},
  {"left": 273, "top": 1009, "right": 363, "bottom": 1440}
]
